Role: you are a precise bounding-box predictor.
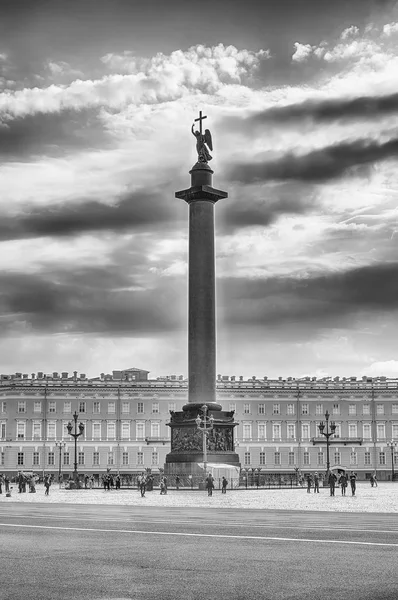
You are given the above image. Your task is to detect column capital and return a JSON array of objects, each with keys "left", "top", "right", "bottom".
[{"left": 175, "top": 185, "right": 228, "bottom": 204}]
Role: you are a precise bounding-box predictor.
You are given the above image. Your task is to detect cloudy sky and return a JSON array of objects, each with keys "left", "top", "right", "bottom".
[{"left": 1, "top": 0, "right": 398, "bottom": 379}]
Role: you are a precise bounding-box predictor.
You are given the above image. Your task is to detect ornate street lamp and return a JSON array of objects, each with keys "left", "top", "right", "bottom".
[
  {"left": 318, "top": 410, "right": 336, "bottom": 481},
  {"left": 55, "top": 441, "right": 66, "bottom": 488},
  {"left": 386, "top": 440, "right": 398, "bottom": 481},
  {"left": 67, "top": 411, "right": 84, "bottom": 488},
  {"left": 195, "top": 405, "right": 214, "bottom": 477}
]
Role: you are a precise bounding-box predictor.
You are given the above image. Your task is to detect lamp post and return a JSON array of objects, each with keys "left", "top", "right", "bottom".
[
  {"left": 67, "top": 411, "right": 84, "bottom": 488},
  {"left": 318, "top": 410, "right": 336, "bottom": 482},
  {"left": 386, "top": 440, "right": 398, "bottom": 481},
  {"left": 195, "top": 404, "right": 214, "bottom": 477},
  {"left": 55, "top": 441, "right": 66, "bottom": 488}
]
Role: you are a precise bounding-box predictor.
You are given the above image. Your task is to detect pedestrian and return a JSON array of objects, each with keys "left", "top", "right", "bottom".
[
  {"left": 44, "top": 474, "right": 51, "bottom": 496},
  {"left": 160, "top": 477, "right": 167, "bottom": 495},
  {"left": 349, "top": 471, "right": 357, "bottom": 496},
  {"left": 313, "top": 472, "right": 320, "bottom": 494},
  {"left": 175, "top": 475, "right": 180, "bottom": 490},
  {"left": 306, "top": 473, "right": 312, "bottom": 493},
  {"left": 205, "top": 473, "right": 214, "bottom": 496},
  {"left": 369, "top": 474, "right": 374, "bottom": 487},
  {"left": 221, "top": 476, "right": 228, "bottom": 494},
  {"left": 0, "top": 473, "right": 3, "bottom": 494},
  {"left": 89, "top": 475, "right": 94, "bottom": 489},
  {"left": 4, "top": 475, "right": 10, "bottom": 493},
  {"left": 139, "top": 473, "right": 147, "bottom": 497},
  {"left": 328, "top": 471, "right": 337, "bottom": 496},
  {"left": 339, "top": 473, "right": 348, "bottom": 496},
  {"left": 115, "top": 474, "right": 121, "bottom": 490},
  {"left": 373, "top": 472, "right": 378, "bottom": 487},
  {"left": 84, "top": 474, "right": 89, "bottom": 489}
]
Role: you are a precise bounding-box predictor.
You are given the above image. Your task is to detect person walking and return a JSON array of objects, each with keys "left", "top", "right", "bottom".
[
  {"left": 139, "top": 473, "right": 147, "bottom": 497},
  {"left": 369, "top": 474, "right": 375, "bottom": 487},
  {"left": 4, "top": 475, "right": 10, "bottom": 493},
  {"left": 349, "top": 471, "right": 357, "bottom": 496},
  {"left": 306, "top": 473, "right": 312, "bottom": 493},
  {"left": 339, "top": 473, "right": 348, "bottom": 496},
  {"left": 206, "top": 473, "right": 214, "bottom": 496},
  {"left": 89, "top": 475, "right": 94, "bottom": 489},
  {"left": 84, "top": 474, "right": 89, "bottom": 489},
  {"left": 328, "top": 471, "right": 337, "bottom": 496},
  {"left": 175, "top": 476, "right": 180, "bottom": 490},
  {"left": 44, "top": 474, "right": 51, "bottom": 496},
  {"left": 115, "top": 474, "right": 121, "bottom": 490},
  {"left": 221, "top": 476, "right": 228, "bottom": 494},
  {"left": 0, "top": 473, "right": 3, "bottom": 494},
  {"left": 313, "top": 472, "right": 320, "bottom": 494},
  {"left": 373, "top": 472, "right": 378, "bottom": 487}
]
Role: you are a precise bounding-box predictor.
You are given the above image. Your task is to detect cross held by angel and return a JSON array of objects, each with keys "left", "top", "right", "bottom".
[{"left": 191, "top": 110, "right": 213, "bottom": 163}]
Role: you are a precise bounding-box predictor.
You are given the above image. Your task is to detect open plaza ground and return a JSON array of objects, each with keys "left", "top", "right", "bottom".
[{"left": 1, "top": 481, "right": 397, "bottom": 513}]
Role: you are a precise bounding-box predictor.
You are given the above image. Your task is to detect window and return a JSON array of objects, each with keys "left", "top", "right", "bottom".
[
  {"left": 273, "top": 404, "right": 280, "bottom": 415},
  {"left": 18, "top": 401, "right": 26, "bottom": 413},
  {"left": 302, "top": 403, "right": 309, "bottom": 415},
  {"left": 122, "top": 402, "right": 130, "bottom": 414},
  {"left": 92, "top": 423, "right": 101, "bottom": 440},
  {"left": 349, "top": 424, "right": 357, "bottom": 438},
  {"left": 151, "top": 422, "right": 160, "bottom": 438},
  {"left": 316, "top": 404, "right": 323, "bottom": 415},
  {"left": 392, "top": 404, "right": 398, "bottom": 415},
  {"left": 243, "top": 424, "right": 252, "bottom": 440},
  {"left": 93, "top": 452, "right": 99, "bottom": 466},
  {"left": 17, "top": 452, "right": 24, "bottom": 465},
  {"left": 243, "top": 403, "right": 250, "bottom": 414},
  {"left": 392, "top": 424, "right": 398, "bottom": 439},
  {"left": 376, "top": 404, "right": 384, "bottom": 415},
  {"left": 287, "top": 404, "right": 295, "bottom": 415},
  {"left": 121, "top": 422, "right": 130, "bottom": 440},
  {"left": 287, "top": 424, "right": 295, "bottom": 439},
  {"left": 379, "top": 451, "right": 386, "bottom": 465},
  {"left": 108, "top": 452, "right": 114, "bottom": 466},
  {"left": 137, "top": 402, "right": 144, "bottom": 414},
  {"left": 258, "top": 403, "right": 265, "bottom": 415},
  {"left": 0, "top": 422, "right": 5, "bottom": 439},
  {"left": 108, "top": 402, "right": 115, "bottom": 414},
  {"left": 33, "top": 452, "right": 40, "bottom": 466},
  {"left": 303, "top": 451, "right": 309, "bottom": 465},
  {"left": 168, "top": 402, "right": 176, "bottom": 412},
  {"left": 0, "top": 452, "right": 4, "bottom": 466},
  {"left": 334, "top": 424, "right": 341, "bottom": 438},
  {"left": 34, "top": 401, "right": 41, "bottom": 413},
  {"left": 364, "top": 451, "right": 371, "bottom": 466},
  {"left": 288, "top": 451, "right": 295, "bottom": 466},
  {"left": 93, "top": 401, "right": 100, "bottom": 413},
  {"left": 63, "top": 452, "right": 70, "bottom": 466},
  {"left": 377, "top": 423, "right": 385, "bottom": 440},
  {"left": 229, "top": 403, "right": 236, "bottom": 412},
  {"left": 63, "top": 402, "right": 71, "bottom": 413},
  {"left": 301, "top": 424, "right": 310, "bottom": 439},
  {"left": 272, "top": 424, "right": 281, "bottom": 440},
  {"left": 334, "top": 451, "right": 341, "bottom": 465},
  {"left": 17, "top": 422, "right": 25, "bottom": 440},
  {"left": 79, "top": 401, "right": 86, "bottom": 413},
  {"left": 363, "top": 404, "right": 370, "bottom": 415},
  {"left": 363, "top": 424, "right": 371, "bottom": 439},
  {"left": 151, "top": 451, "right": 159, "bottom": 466},
  {"left": 1, "top": 401, "right": 6, "bottom": 413},
  {"left": 350, "top": 452, "right": 357, "bottom": 465},
  {"left": 259, "top": 452, "right": 266, "bottom": 465},
  {"left": 244, "top": 452, "right": 251, "bottom": 466},
  {"left": 137, "top": 451, "right": 144, "bottom": 466},
  {"left": 48, "top": 401, "right": 56, "bottom": 413},
  {"left": 48, "top": 452, "right": 55, "bottom": 466},
  {"left": 258, "top": 424, "right": 266, "bottom": 440},
  {"left": 332, "top": 404, "right": 340, "bottom": 415},
  {"left": 107, "top": 422, "right": 116, "bottom": 439},
  {"left": 78, "top": 452, "right": 85, "bottom": 465},
  {"left": 152, "top": 402, "right": 159, "bottom": 414},
  {"left": 122, "top": 452, "right": 129, "bottom": 466},
  {"left": 47, "top": 422, "right": 56, "bottom": 440},
  {"left": 136, "top": 423, "right": 145, "bottom": 440},
  {"left": 317, "top": 451, "right": 324, "bottom": 465},
  {"left": 348, "top": 404, "right": 356, "bottom": 416},
  {"left": 394, "top": 452, "right": 398, "bottom": 466},
  {"left": 274, "top": 452, "right": 281, "bottom": 465}
]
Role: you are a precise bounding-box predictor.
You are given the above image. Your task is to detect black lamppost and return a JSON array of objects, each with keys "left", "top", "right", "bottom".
[
  {"left": 318, "top": 410, "right": 336, "bottom": 481},
  {"left": 67, "top": 412, "right": 84, "bottom": 488},
  {"left": 55, "top": 441, "right": 66, "bottom": 488},
  {"left": 386, "top": 440, "right": 398, "bottom": 481},
  {"left": 195, "top": 404, "right": 214, "bottom": 477}
]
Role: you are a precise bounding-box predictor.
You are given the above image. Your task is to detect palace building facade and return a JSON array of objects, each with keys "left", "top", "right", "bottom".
[{"left": 1, "top": 368, "right": 397, "bottom": 480}]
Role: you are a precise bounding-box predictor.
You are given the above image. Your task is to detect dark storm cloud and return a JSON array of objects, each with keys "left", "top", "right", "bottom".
[
  {"left": 223, "top": 92, "right": 398, "bottom": 131},
  {"left": 0, "top": 267, "right": 186, "bottom": 336},
  {"left": 0, "top": 189, "right": 184, "bottom": 241},
  {"left": 217, "top": 183, "right": 317, "bottom": 232},
  {"left": 221, "top": 262, "right": 398, "bottom": 327},
  {"left": 227, "top": 136, "right": 398, "bottom": 184},
  {"left": 0, "top": 108, "right": 110, "bottom": 159}
]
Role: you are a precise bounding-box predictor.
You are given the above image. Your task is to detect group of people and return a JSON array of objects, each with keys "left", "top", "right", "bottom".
[
  {"left": 0, "top": 474, "right": 10, "bottom": 494},
  {"left": 205, "top": 474, "right": 228, "bottom": 496},
  {"left": 305, "top": 470, "right": 361, "bottom": 496},
  {"left": 100, "top": 473, "right": 121, "bottom": 491}
]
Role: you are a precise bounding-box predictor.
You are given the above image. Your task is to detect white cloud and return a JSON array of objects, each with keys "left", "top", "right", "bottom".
[
  {"left": 340, "top": 25, "right": 359, "bottom": 40},
  {"left": 367, "top": 360, "right": 398, "bottom": 377},
  {"left": 291, "top": 42, "right": 314, "bottom": 62},
  {"left": 383, "top": 22, "right": 398, "bottom": 36}
]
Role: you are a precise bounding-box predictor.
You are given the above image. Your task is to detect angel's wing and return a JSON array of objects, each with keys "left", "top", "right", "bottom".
[{"left": 204, "top": 128, "right": 213, "bottom": 151}]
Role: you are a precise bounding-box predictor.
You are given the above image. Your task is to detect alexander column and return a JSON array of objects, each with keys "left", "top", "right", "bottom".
[{"left": 164, "top": 111, "right": 240, "bottom": 477}]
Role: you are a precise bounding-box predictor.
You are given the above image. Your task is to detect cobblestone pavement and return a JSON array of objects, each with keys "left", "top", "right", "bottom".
[{"left": 1, "top": 483, "right": 397, "bottom": 512}]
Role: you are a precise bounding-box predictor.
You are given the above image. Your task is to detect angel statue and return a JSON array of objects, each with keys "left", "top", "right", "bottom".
[{"left": 191, "top": 123, "right": 213, "bottom": 163}]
